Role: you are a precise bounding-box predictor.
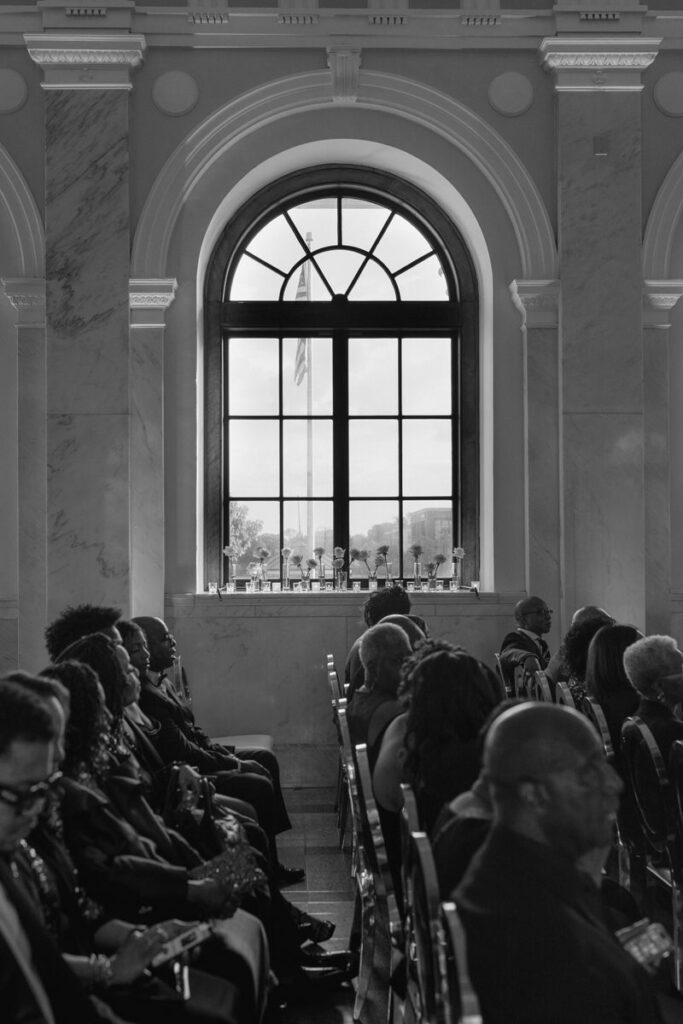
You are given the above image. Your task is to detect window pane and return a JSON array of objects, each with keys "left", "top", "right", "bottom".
[
  {"left": 246, "top": 213, "right": 305, "bottom": 274},
  {"left": 282, "top": 261, "right": 331, "bottom": 301},
  {"left": 402, "top": 338, "right": 451, "bottom": 415},
  {"left": 349, "top": 500, "right": 399, "bottom": 578},
  {"left": 402, "top": 420, "right": 452, "bottom": 496},
  {"left": 315, "top": 249, "right": 364, "bottom": 297},
  {"left": 349, "top": 338, "right": 398, "bottom": 416},
  {"left": 396, "top": 254, "right": 449, "bottom": 301},
  {"left": 373, "top": 215, "right": 432, "bottom": 274},
  {"left": 282, "top": 337, "right": 333, "bottom": 415},
  {"left": 283, "top": 420, "right": 333, "bottom": 497},
  {"left": 349, "top": 420, "right": 398, "bottom": 495},
  {"left": 341, "top": 199, "right": 391, "bottom": 251},
  {"left": 228, "top": 500, "right": 280, "bottom": 577},
  {"left": 228, "top": 338, "right": 279, "bottom": 416},
  {"left": 229, "top": 254, "right": 284, "bottom": 301},
  {"left": 348, "top": 260, "right": 396, "bottom": 301},
  {"left": 403, "top": 500, "right": 453, "bottom": 570},
  {"left": 230, "top": 420, "right": 279, "bottom": 496},
  {"left": 288, "top": 199, "right": 338, "bottom": 251},
  {"left": 283, "top": 500, "right": 334, "bottom": 567}
]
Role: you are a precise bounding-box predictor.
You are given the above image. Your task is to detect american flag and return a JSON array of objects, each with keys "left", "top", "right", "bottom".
[{"left": 294, "top": 260, "right": 310, "bottom": 386}]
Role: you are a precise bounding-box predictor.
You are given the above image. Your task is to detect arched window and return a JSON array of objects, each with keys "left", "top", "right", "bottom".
[{"left": 204, "top": 167, "right": 478, "bottom": 585}]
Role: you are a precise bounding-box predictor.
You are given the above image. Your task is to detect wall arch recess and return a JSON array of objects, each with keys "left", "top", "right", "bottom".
[
  {"left": 0, "top": 145, "right": 44, "bottom": 279},
  {"left": 644, "top": 148, "right": 683, "bottom": 281}
]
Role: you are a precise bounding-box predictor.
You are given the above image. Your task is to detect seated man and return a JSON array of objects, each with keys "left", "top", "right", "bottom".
[
  {"left": 454, "top": 703, "right": 663, "bottom": 1024},
  {"left": 132, "top": 616, "right": 303, "bottom": 886},
  {"left": 344, "top": 585, "right": 416, "bottom": 699},
  {"left": 346, "top": 622, "right": 411, "bottom": 754},
  {"left": 498, "top": 595, "right": 552, "bottom": 692}
]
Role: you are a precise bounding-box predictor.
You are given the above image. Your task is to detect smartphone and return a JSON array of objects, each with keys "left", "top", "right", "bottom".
[{"left": 151, "top": 922, "right": 213, "bottom": 967}]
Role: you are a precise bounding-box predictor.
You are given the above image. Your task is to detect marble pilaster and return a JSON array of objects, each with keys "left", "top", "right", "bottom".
[
  {"left": 541, "top": 38, "right": 659, "bottom": 625},
  {"left": 129, "top": 279, "right": 177, "bottom": 617},
  {"left": 509, "top": 279, "right": 562, "bottom": 635},
  {"left": 2, "top": 279, "right": 47, "bottom": 670},
  {"left": 27, "top": 35, "right": 145, "bottom": 619},
  {"left": 642, "top": 282, "right": 683, "bottom": 634}
]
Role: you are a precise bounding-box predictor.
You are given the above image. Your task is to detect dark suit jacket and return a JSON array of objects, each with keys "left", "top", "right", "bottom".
[
  {"left": 634, "top": 698, "right": 683, "bottom": 768},
  {"left": 454, "top": 826, "right": 662, "bottom": 1024},
  {"left": 140, "top": 678, "right": 241, "bottom": 774},
  {"left": 499, "top": 628, "right": 549, "bottom": 663}
]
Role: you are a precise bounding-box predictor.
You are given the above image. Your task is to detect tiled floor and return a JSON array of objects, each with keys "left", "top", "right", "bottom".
[{"left": 278, "top": 786, "right": 389, "bottom": 1024}]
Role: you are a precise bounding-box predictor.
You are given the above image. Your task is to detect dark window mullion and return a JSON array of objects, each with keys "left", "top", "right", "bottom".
[
  {"left": 279, "top": 336, "right": 284, "bottom": 580},
  {"left": 333, "top": 329, "right": 349, "bottom": 554},
  {"left": 398, "top": 336, "right": 404, "bottom": 578},
  {"left": 453, "top": 330, "right": 462, "bottom": 547}
]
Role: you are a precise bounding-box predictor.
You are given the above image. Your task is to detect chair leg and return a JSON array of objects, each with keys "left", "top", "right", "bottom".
[
  {"left": 672, "top": 884, "right": 683, "bottom": 992},
  {"left": 353, "top": 890, "right": 377, "bottom": 1022}
]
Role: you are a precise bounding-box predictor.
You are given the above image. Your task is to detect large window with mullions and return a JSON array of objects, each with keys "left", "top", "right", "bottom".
[{"left": 204, "top": 168, "right": 479, "bottom": 587}]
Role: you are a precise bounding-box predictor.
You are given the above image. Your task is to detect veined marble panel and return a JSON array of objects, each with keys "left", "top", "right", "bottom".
[
  {"left": 644, "top": 327, "right": 671, "bottom": 634},
  {"left": 130, "top": 330, "right": 164, "bottom": 616},
  {"left": 563, "top": 413, "right": 645, "bottom": 627},
  {"left": 559, "top": 92, "right": 643, "bottom": 414},
  {"left": 18, "top": 326, "right": 48, "bottom": 672},
  {"left": 45, "top": 90, "right": 129, "bottom": 415},
  {"left": 47, "top": 413, "right": 130, "bottom": 621}
]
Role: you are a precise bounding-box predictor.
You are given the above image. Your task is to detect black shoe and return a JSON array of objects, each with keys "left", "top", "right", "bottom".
[
  {"left": 278, "top": 966, "right": 352, "bottom": 1004},
  {"left": 298, "top": 948, "right": 358, "bottom": 974},
  {"left": 277, "top": 863, "right": 305, "bottom": 887},
  {"left": 297, "top": 915, "right": 336, "bottom": 945}
]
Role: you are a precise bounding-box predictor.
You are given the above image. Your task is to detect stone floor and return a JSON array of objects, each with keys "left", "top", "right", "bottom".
[{"left": 277, "top": 785, "right": 389, "bottom": 1024}]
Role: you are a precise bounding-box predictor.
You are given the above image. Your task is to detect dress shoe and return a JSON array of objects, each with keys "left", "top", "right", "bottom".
[
  {"left": 296, "top": 915, "right": 335, "bottom": 945},
  {"left": 298, "top": 947, "right": 358, "bottom": 975},
  {"left": 276, "top": 863, "right": 305, "bottom": 887}
]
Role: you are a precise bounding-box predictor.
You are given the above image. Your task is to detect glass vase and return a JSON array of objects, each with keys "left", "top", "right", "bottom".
[{"left": 413, "top": 560, "right": 421, "bottom": 587}]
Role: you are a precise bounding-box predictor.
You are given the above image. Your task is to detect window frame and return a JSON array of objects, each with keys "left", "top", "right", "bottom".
[{"left": 204, "top": 166, "right": 479, "bottom": 587}]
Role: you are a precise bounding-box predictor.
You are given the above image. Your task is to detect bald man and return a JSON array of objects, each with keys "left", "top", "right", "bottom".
[{"left": 454, "top": 704, "right": 663, "bottom": 1024}]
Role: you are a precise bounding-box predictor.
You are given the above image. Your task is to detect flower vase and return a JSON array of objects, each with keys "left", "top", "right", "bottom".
[
  {"left": 413, "top": 561, "right": 422, "bottom": 587},
  {"left": 452, "top": 561, "right": 462, "bottom": 590},
  {"left": 283, "top": 563, "right": 290, "bottom": 591},
  {"left": 318, "top": 560, "right": 325, "bottom": 583}
]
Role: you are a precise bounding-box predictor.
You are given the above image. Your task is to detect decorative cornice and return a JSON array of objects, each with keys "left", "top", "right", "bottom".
[
  {"left": 642, "top": 279, "right": 683, "bottom": 329},
  {"left": 129, "top": 278, "right": 177, "bottom": 328},
  {"left": 24, "top": 33, "right": 145, "bottom": 89},
  {"left": 509, "top": 278, "right": 560, "bottom": 329},
  {"left": 1, "top": 277, "right": 46, "bottom": 327},
  {"left": 327, "top": 48, "right": 361, "bottom": 105},
  {"left": 539, "top": 37, "right": 661, "bottom": 92},
  {"left": 278, "top": 0, "right": 318, "bottom": 26},
  {"left": 368, "top": 0, "right": 408, "bottom": 27},
  {"left": 188, "top": 0, "right": 229, "bottom": 26}
]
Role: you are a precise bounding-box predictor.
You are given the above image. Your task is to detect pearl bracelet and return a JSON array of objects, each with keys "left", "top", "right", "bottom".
[{"left": 89, "top": 953, "right": 114, "bottom": 989}]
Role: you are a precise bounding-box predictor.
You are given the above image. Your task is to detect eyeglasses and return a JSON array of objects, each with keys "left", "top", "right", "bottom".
[{"left": 0, "top": 770, "right": 63, "bottom": 815}]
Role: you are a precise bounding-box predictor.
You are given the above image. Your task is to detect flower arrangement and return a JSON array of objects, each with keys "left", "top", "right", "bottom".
[
  {"left": 408, "top": 543, "right": 423, "bottom": 560},
  {"left": 350, "top": 548, "right": 372, "bottom": 577},
  {"left": 223, "top": 544, "right": 239, "bottom": 584},
  {"left": 281, "top": 547, "right": 292, "bottom": 587},
  {"left": 302, "top": 557, "right": 317, "bottom": 582},
  {"left": 290, "top": 553, "right": 303, "bottom": 576},
  {"left": 375, "top": 545, "right": 392, "bottom": 580},
  {"left": 426, "top": 553, "right": 447, "bottom": 580},
  {"left": 313, "top": 546, "right": 325, "bottom": 580},
  {"left": 332, "top": 547, "right": 346, "bottom": 589},
  {"left": 452, "top": 547, "right": 465, "bottom": 588}
]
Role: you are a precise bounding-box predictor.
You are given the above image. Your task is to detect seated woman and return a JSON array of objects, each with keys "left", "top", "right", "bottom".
[
  {"left": 563, "top": 614, "right": 615, "bottom": 706},
  {"left": 623, "top": 634, "right": 683, "bottom": 769},
  {"left": 3, "top": 670, "right": 269, "bottom": 1024},
  {"left": 584, "top": 624, "right": 642, "bottom": 762}
]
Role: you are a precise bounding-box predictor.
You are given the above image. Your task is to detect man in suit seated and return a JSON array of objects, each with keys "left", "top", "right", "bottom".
[
  {"left": 498, "top": 595, "right": 552, "bottom": 693},
  {"left": 454, "top": 703, "right": 666, "bottom": 1023},
  {"left": 132, "top": 616, "right": 303, "bottom": 887}
]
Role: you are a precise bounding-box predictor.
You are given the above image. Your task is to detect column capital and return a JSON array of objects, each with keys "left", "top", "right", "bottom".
[
  {"left": 24, "top": 33, "right": 145, "bottom": 90},
  {"left": 539, "top": 37, "right": 661, "bottom": 93},
  {"left": 130, "top": 278, "right": 177, "bottom": 328},
  {"left": 510, "top": 279, "right": 560, "bottom": 329},
  {"left": 1, "top": 278, "right": 46, "bottom": 327},
  {"left": 643, "top": 279, "right": 683, "bottom": 329}
]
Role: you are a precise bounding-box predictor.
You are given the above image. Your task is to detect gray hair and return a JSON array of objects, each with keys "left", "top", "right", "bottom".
[
  {"left": 359, "top": 622, "right": 411, "bottom": 674},
  {"left": 622, "top": 635, "right": 682, "bottom": 698}
]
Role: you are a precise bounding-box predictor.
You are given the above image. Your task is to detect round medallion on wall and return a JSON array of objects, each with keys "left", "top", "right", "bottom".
[
  {"left": 152, "top": 71, "right": 200, "bottom": 117},
  {"left": 488, "top": 72, "right": 534, "bottom": 117},
  {"left": 0, "top": 70, "right": 28, "bottom": 114},
  {"left": 654, "top": 73, "right": 683, "bottom": 118}
]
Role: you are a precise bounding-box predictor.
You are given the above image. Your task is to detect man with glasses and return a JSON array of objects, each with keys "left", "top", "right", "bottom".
[
  {"left": 454, "top": 703, "right": 665, "bottom": 1023},
  {"left": 0, "top": 679, "right": 102, "bottom": 1022}
]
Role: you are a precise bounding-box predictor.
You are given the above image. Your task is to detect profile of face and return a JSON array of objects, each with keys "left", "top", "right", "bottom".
[
  {"left": 146, "top": 620, "right": 176, "bottom": 673},
  {"left": 656, "top": 646, "right": 683, "bottom": 707},
  {"left": 123, "top": 626, "right": 151, "bottom": 678},
  {"left": 115, "top": 645, "right": 141, "bottom": 706},
  {"left": 521, "top": 600, "right": 552, "bottom": 636},
  {"left": 0, "top": 738, "right": 55, "bottom": 852},
  {"left": 536, "top": 732, "right": 622, "bottom": 859}
]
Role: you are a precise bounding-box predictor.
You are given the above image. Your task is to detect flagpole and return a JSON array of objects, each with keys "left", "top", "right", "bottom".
[{"left": 304, "top": 233, "right": 313, "bottom": 556}]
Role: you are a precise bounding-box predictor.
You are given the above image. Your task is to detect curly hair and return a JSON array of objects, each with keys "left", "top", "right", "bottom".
[
  {"left": 0, "top": 678, "right": 56, "bottom": 756},
  {"left": 40, "top": 660, "right": 109, "bottom": 779},
  {"left": 584, "top": 624, "right": 641, "bottom": 704},
  {"left": 402, "top": 647, "right": 501, "bottom": 777},
  {"left": 55, "top": 632, "right": 127, "bottom": 722},
  {"left": 397, "top": 637, "right": 466, "bottom": 704},
  {"left": 363, "top": 585, "right": 411, "bottom": 627},
  {"left": 45, "top": 604, "right": 121, "bottom": 660}
]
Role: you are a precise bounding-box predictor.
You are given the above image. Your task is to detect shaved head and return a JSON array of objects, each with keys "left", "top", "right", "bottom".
[{"left": 484, "top": 703, "right": 597, "bottom": 787}]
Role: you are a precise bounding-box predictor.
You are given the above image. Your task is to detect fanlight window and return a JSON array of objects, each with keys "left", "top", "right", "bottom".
[{"left": 204, "top": 174, "right": 478, "bottom": 586}]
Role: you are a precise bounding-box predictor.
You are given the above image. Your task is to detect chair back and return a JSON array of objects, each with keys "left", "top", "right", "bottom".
[
  {"left": 531, "top": 670, "right": 553, "bottom": 703},
  {"left": 555, "top": 681, "right": 576, "bottom": 708},
  {"left": 406, "top": 830, "right": 448, "bottom": 1024},
  {"left": 441, "top": 901, "right": 483, "bottom": 1024},
  {"left": 400, "top": 782, "right": 421, "bottom": 913},
  {"left": 355, "top": 742, "right": 394, "bottom": 910},
  {"left": 582, "top": 697, "right": 615, "bottom": 761},
  {"left": 492, "top": 654, "right": 509, "bottom": 700},
  {"left": 621, "top": 716, "right": 676, "bottom": 859}
]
